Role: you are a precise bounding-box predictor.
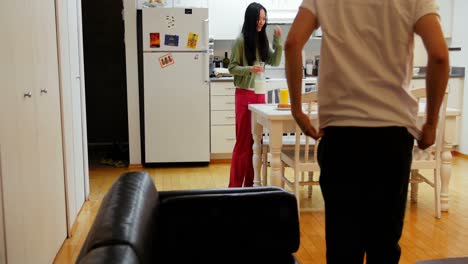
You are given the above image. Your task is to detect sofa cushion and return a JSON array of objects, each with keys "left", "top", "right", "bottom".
[
  {"left": 76, "top": 171, "right": 159, "bottom": 263},
  {"left": 157, "top": 188, "right": 299, "bottom": 262}
]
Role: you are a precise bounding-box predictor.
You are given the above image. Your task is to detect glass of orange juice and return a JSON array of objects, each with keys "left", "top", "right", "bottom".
[{"left": 279, "top": 89, "right": 289, "bottom": 104}]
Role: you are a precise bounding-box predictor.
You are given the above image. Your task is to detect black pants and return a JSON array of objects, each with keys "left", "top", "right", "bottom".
[{"left": 318, "top": 126, "right": 414, "bottom": 264}]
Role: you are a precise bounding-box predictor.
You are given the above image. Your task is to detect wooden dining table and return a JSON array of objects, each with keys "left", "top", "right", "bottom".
[{"left": 248, "top": 103, "right": 461, "bottom": 212}]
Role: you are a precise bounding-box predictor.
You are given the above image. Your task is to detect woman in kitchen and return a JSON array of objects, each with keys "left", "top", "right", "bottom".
[{"left": 228, "top": 2, "right": 283, "bottom": 187}]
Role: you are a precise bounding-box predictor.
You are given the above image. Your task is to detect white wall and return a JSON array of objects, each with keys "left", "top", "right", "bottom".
[
  {"left": 451, "top": 0, "right": 468, "bottom": 154},
  {"left": 450, "top": 0, "right": 468, "bottom": 68}
]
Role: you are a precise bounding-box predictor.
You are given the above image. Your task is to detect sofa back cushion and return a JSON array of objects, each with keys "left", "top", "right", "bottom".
[{"left": 157, "top": 188, "right": 299, "bottom": 262}]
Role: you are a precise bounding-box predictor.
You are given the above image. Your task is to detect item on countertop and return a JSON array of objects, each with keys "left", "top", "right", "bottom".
[
  {"left": 254, "top": 62, "right": 266, "bottom": 94},
  {"left": 305, "top": 59, "right": 314, "bottom": 76},
  {"left": 279, "top": 88, "right": 289, "bottom": 104},
  {"left": 222, "top": 51, "right": 230, "bottom": 68},
  {"left": 312, "top": 55, "right": 320, "bottom": 76},
  {"left": 277, "top": 103, "right": 291, "bottom": 109},
  {"left": 143, "top": 0, "right": 166, "bottom": 8},
  {"left": 214, "top": 67, "right": 232, "bottom": 77}
]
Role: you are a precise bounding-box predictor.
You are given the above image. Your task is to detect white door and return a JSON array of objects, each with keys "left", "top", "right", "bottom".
[
  {"left": 56, "top": 0, "right": 87, "bottom": 233},
  {"left": 144, "top": 52, "right": 210, "bottom": 163},
  {"left": 0, "top": 1, "right": 42, "bottom": 262},
  {"left": 142, "top": 8, "right": 209, "bottom": 51},
  {"left": 0, "top": 0, "right": 67, "bottom": 263},
  {"left": 34, "top": 0, "right": 68, "bottom": 259}
]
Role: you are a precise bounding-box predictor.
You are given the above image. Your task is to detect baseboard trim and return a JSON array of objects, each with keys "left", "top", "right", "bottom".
[
  {"left": 128, "top": 164, "right": 143, "bottom": 169},
  {"left": 210, "top": 159, "right": 232, "bottom": 164},
  {"left": 210, "top": 153, "right": 232, "bottom": 160},
  {"left": 453, "top": 151, "right": 468, "bottom": 159}
]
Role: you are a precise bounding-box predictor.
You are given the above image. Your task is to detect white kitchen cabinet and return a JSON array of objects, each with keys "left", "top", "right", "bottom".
[
  {"left": 410, "top": 79, "right": 426, "bottom": 90},
  {"left": 436, "top": 0, "right": 453, "bottom": 38},
  {"left": 173, "top": 0, "right": 208, "bottom": 8},
  {"left": 447, "top": 77, "right": 464, "bottom": 110},
  {"left": 253, "top": 0, "right": 301, "bottom": 10},
  {"left": 447, "top": 77, "right": 464, "bottom": 148},
  {"left": 210, "top": 81, "right": 236, "bottom": 158},
  {"left": 0, "top": 0, "right": 67, "bottom": 263},
  {"left": 208, "top": 0, "right": 248, "bottom": 40}
]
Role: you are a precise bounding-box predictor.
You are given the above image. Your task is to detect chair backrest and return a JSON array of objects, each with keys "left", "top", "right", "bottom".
[
  {"left": 293, "top": 91, "right": 319, "bottom": 165},
  {"left": 410, "top": 87, "right": 448, "bottom": 166}
]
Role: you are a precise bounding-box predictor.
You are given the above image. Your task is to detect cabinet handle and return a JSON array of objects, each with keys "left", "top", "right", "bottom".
[
  {"left": 226, "top": 138, "right": 236, "bottom": 141},
  {"left": 40, "top": 89, "right": 48, "bottom": 94},
  {"left": 226, "top": 102, "right": 235, "bottom": 105},
  {"left": 225, "top": 87, "right": 235, "bottom": 90},
  {"left": 24, "top": 92, "right": 32, "bottom": 98},
  {"left": 225, "top": 116, "right": 235, "bottom": 119}
]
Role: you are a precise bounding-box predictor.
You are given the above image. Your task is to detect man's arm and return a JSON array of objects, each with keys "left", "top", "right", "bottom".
[
  {"left": 414, "top": 14, "right": 449, "bottom": 149},
  {"left": 285, "top": 7, "right": 321, "bottom": 139}
]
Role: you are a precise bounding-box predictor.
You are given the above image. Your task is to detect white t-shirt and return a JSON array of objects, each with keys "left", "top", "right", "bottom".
[{"left": 301, "top": 0, "right": 439, "bottom": 139}]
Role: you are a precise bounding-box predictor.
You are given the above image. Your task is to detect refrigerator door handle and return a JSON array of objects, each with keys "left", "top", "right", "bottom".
[
  {"left": 203, "top": 19, "right": 209, "bottom": 50},
  {"left": 203, "top": 52, "right": 209, "bottom": 84}
]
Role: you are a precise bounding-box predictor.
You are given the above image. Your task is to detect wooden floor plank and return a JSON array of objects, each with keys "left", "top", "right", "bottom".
[{"left": 54, "top": 156, "right": 468, "bottom": 263}]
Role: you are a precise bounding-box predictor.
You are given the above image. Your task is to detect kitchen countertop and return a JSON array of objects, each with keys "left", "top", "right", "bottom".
[
  {"left": 210, "top": 67, "right": 465, "bottom": 82},
  {"left": 210, "top": 76, "right": 318, "bottom": 82},
  {"left": 412, "top": 66, "right": 465, "bottom": 79}
]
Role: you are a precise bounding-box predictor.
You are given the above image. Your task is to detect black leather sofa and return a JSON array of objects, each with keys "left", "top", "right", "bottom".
[{"left": 76, "top": 171, "right": 300, "bottom": 264}]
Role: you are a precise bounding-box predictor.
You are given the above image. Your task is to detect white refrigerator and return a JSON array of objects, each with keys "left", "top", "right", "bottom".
[{"left": 142, "top": 8, "right": 210, "bottom": 163}]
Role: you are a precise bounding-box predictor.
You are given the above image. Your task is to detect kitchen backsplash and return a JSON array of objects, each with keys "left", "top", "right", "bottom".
[
  {"left": 212, "top": 24, "right": 321, "bottom": 66},
  {"left": 213, "top": 24, "right": 460, "bottom": 68}
]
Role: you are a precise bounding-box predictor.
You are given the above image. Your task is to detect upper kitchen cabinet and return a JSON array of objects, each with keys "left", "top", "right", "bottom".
[
  {"left": 436, "top": 0, "right": 453, "bottom": 38},
  {"left": 258, "top": 0, "right": 301, "bottom": 24},
  {"left": 208, "top": 0, "right": 248, "bottom": 40},
  {"left": 172, "top": 0, "right": 208, "bottom": 8},
  {"left": 256, "top": 0, "right": 301, "bottom": 10}
]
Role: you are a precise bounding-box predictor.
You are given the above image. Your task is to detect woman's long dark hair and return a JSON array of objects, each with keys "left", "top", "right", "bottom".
[{"left": 242, "top": 2, "right": 269, "bottom": 66}]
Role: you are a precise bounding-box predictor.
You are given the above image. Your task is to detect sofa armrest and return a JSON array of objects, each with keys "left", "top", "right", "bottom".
[
  {"left": 77, "top": 171, "right": 159, "bottom": 264},
  {"left": 157, "top": 187, "right": 299, "bottom": 262},
  {"left": 78, "top": 245, "right": 139, "bottom": 264}
]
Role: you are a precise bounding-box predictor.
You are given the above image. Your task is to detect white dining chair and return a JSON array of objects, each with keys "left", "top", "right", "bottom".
[
  {"left": 409, "top": 87, "right": 449, "bottom": 219},
  {"left": 278, "top": 91, "right": 320, "bottom": 211},
  {"left": 261, "top": 90, "right": 316, "bottom": 195}
]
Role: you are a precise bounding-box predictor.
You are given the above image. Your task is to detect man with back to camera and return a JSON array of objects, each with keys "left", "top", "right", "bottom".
[{"left": 285, "top": 0, "right": 449, "bottom": 263}]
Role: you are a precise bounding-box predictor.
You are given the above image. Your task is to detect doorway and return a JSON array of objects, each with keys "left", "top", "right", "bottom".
[{"left": 81, "top": 0, "right": 129, "bottom": 168}]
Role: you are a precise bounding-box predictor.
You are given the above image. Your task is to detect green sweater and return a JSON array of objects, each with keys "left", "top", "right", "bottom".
[{"left": 228, "top": 35, "right": 283, "bottom": 89}]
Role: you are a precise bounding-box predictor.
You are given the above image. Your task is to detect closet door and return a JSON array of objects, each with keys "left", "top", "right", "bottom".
[
  {"left": 34, "top": 0, "right": 68, "bottom": 260},
  {"left": 0, "top": 0, "right": 67, "bottom": 263},
  {"left": 56, "top": 0, "right": 87, "bottom": 232},
  {"left": 0, "top": 1, "right": 41, "bottom": 263}
]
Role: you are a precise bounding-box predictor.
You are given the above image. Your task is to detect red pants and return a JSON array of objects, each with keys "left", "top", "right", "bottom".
[{"left": 229, "top": 88, "right": 265, "bottom": 187}]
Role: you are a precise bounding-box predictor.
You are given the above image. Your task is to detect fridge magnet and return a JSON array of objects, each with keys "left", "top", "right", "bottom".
[
  {"left": 164, "top": 34, "right": 179, "bottom": 47},
  {"left": 159, "top": 53, "right": 174, "bottom": 68},
  {"left": 165, "top": 15, "right": 175, "bottom": 28},
  {"left": 187, "top": 32, "right": 199, "bottom": 49},
  {"left": 149, "top": 33, "right": 160, "bottom": 48}
]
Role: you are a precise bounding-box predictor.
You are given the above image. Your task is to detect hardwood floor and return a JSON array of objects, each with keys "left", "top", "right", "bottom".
[{"left": 54, "top": 157, "right": 468, "bottom": 264}]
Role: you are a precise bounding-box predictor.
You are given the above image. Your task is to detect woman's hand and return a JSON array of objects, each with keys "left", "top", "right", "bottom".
[
  {"left": 274, "top": 25, "right": 282, "bottom": 38},
  {"left": 250, "top": 65, "right": 264, "bottom": 74}
]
